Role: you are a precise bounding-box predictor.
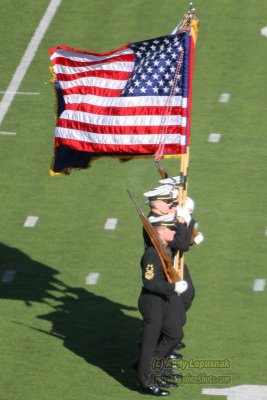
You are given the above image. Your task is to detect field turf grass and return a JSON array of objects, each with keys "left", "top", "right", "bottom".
[{"left": 0, "top": 1, "right": 266, "bottom": 399}]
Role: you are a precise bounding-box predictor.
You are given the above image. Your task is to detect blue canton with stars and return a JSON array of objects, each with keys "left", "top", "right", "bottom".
[{"left": 121, "top": 32, "right": 189, "bottom": 98}]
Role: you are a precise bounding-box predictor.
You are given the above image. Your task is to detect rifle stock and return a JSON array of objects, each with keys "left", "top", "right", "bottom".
[
  {"left": 155, "top": 161, "right": 168, "bottom": 180},
  {"left": 127, "top": 190, "right": 182, "bottom": 284}
]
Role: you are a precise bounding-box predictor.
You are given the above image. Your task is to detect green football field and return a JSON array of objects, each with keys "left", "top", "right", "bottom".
[{"left": 0, "top": 1, "right": 267, "bottom": 399}]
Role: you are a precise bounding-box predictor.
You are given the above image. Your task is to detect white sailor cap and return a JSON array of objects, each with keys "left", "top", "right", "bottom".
[
  {"left": 159, "top": 176, "right": 181, "bottom": 186},
  {"left": 143, "top": 184, "right": 173, "bottom": 201},
  {"left": 148, "top": 213, "right": 176, "bottom": 228}
]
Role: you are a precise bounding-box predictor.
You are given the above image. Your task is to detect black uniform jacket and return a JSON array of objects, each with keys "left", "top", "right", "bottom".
[{"left": 140, "top": 246, "right": 175, "bottom": 297}]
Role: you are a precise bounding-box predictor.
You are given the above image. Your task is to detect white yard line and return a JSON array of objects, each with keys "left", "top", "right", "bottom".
[
  {"left": 0, "top": 131, "right": 16, "bottom": 135},
  {"left": 218, "top": 93, "right": 230, "bottom": 103},
  {"left": 24, "top": 216, "right": 39, "bottom": 227},
  {"left": 203, "top": 385, "right": 267, "bottom": 399},
  {"left": 104, "top": 218, "right": 118, "bottom": 230},
  {"left": 1, "top": 269, "right": 16, "bottom": 283},
  {"left": 0, "top": 91, "right": 40, "bottom": 95},
  {"left": 208, "top": 133, "right": 221, "bottom": 143},
  {"left": 253, "top": 279, "right": 266, "bottom": 292},
  {"left": 86, "top": 272, "right": 100, "bottom": 285},
  {"left": 0, "top": 0, "right": 62, "bottom": 126}
]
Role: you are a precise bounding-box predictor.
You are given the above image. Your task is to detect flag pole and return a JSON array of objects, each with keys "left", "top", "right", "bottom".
[{"left": 173, "top": 3, "right": 199, "bottom": 278}]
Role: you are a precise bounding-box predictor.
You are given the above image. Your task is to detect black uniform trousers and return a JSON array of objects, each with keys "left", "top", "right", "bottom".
[
  {"left": 137, "top": 290, "right": 185, "bottom": 387},
  {"left": 181, "top": 263, "right": 195, "bottom": 312}
]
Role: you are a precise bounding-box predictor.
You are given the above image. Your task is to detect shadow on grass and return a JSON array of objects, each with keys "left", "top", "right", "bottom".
[{"left": 0, "top": 243, "right": 140, "bottom": 391}]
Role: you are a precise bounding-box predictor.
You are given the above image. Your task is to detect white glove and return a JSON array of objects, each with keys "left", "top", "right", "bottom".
[
  {"left": 185, "top": 197, "right": 195, "bottom": 213},
  {"left": 194, "top": 232, "right": 204, "bottom": 245},
  {"left": 176, "top": 206, "right": 191, "bottom": 225},
  {"left": 175, "top": 280, "right": 188, "bottom": 295}
]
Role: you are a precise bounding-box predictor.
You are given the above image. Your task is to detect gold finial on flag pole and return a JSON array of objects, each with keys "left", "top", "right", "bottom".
[{"left": 178, "top": 2, "right": 199, "bottom": 45}]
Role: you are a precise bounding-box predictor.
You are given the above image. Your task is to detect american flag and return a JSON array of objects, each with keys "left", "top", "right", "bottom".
[{"left": 49, "top": 29, "right": 194, "bottom": 173}]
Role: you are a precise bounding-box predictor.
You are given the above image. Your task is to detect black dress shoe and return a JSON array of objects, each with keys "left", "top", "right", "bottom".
[
  {"left": 163, "top": 373, "right": 183, "bottom": 382},
  {"left": 156, "top": 377, "right": 178, "bottom": 388},
  {"left": 138, "top": 383, "right": 170, "bottom": 396},
  {"left": 173, "top": 373, "right": 183, "bottom": 380},
  {"left": 175, "top": 341, "right": 185, "bottom": 350},
  {"left": 168, "top": 352, "right": 182, "bottom": 360}
]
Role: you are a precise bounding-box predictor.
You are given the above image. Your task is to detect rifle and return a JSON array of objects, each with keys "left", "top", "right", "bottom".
[{"left": 127, "top": 190, "right": 182, "bottom": 284}]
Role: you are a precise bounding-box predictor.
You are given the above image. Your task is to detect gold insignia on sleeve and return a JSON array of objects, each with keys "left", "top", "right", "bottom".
[{"left": 145, "top": 264, "right": 154, "bottom": 280}]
